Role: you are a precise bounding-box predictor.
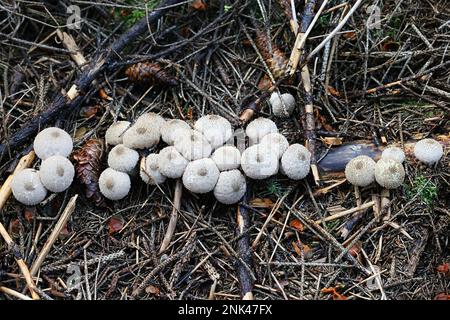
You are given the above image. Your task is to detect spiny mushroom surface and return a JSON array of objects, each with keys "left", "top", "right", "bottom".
[
  {"left": 33, "top": 127, "right": 73, "bottom": 160},
  {"left": 105, "top": 121, "right": 131, "bottom": 146},
  {"left": 107, "top": 144, "right": 139, "bottom": 173},
  {"left": 11, "top": 169, "right": 47, "bottom": 205},
  {"left": 414, "top": 138, "right": 444, "bottom": 165},
  {"left": 211, "top": 145, "right": 241, "bottom": 171},
  {"left": 269, "top": 92, "right": 295, "bottom": 117},
  {"left": 381, "top": 146, "right": 405, "bottom": 163},
  {"left": 182, "top": 158, "right": 219, "bottom": 193},
  {"left": 344, "top": 155, "right": 376, "bottom": 187},
  {"left": 39, "top": 155, "right": 75, "bottom": 193},
  {"left": 158, "top": 146, "right": 189, "bottom": 178},
  {"left": 99, "top": 168, "right": 131, "bottom": 200},
  {"left": 174, "top": 130, "right": 212, "bottom": 161},
  {"left": 280, "top": 144, "right": 311, "bottom": 180},
  {"left": 241, "top": 144, "right": 279, "bottom": 179},
  {"left": 213, "top": 169, "right": 246, "bottom": 204},
  {"left": 245, "top": 117, "right": 278, "bottom": 145},
  {"left": 194, "top": 115, "right": 233, "bottom": 149},
  {"left": 160, "top": 119, "right": 191, "bottom": 145},
  {"left": 374, "top": 159, "right": 405, "bottom": 189},
  {"left": 260, "top": 132, "right": 289, "bottom": 159},
  {"left": 123, "top": 121, "right": 160, "bottom": 149},
  {"left": 140, "top": 153, "right": 166, "bottom": 185}
]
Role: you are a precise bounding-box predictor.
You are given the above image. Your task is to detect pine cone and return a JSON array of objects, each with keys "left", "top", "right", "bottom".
[
  {"left": 255, "top": 30, "right": 288, "bottom": 79},
  {"left": 125, "top": 62, "right": 178, "bottom": 87}
]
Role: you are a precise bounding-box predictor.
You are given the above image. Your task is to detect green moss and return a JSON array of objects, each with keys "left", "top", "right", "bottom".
[{"left": 405, "top": 175, "right": 437, "bottom": 207}]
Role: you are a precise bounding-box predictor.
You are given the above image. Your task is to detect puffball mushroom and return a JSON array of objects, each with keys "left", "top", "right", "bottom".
[
  {"left": 241, "top": 144, "right": 279, "bottom": 179},
  {"left": 99, "top": 168, "right": 131, "bottom": 200},
  {"left": 211, "top": 146, "right": 241, "bottom": 171},
  {"left": 374, "top": 159, "right": 405, "bottom": 189},
  {"left": 39, "top": 155, "right": 75, "bottom": 193},
  {"left": 214, "top": 169, "right": 246, "bottom": 204},
  {"left": 344, "top": 155, "right": 376, "bottom": 187},
  {"left": 108, "top": 144, "right": 139, "bottom": 173},
  {"left": 280, "top": 144, "right": 311, "bottom": 180},
  {"left": 11, "top": 169, "right": 47, "bottom": 205},
  {"left": 381, "top": 146, "right": 405, "bottom": 163},
  {"left": 140, "top": 153, "right": 166, "bottom": 185},
  {"left": 182, "top": 158, "right": 219, "bottom": 194},
  {"left": 414, "top": 138, "right": 444, "bottom": 165},
  {"left": 160, "top": 119, "right": 191, "bottom": 145},
  {"left": 174, "top": 130, "right": 212, "bottom": 161},
  {"left": 245, "top": 117, "right": 278, "bottom": 145},
  {"left": 194, "top": 115, "right": 233, "bottom": 149},
  {"left": 33, "top": 127, "right": 73, "bottom": 160},
  {"left": 269, "top": 92, "right": 295, "bottom": 117},
  {"left": 105, "top": 121, "right": 131, "bottom": 146},
  {"left": 158, "top": 146, "right": 189, "bottom": 178},
  {"left": 123, "top": 121, "right": 160, "bottom": 149},
  {"left": 135, "top": 112, "right": 166, "bottom": 131},
  {"left": 260, "top": 132, "right": 289, "bottom": 159}
]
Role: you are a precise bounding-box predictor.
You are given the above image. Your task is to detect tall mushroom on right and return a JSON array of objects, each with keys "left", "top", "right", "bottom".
[
  {"left": 374, "top": 159, "right": 405, "bottom": 219},
  {"left": 414, "top": 138, "right": 444, "bottom": 165}
]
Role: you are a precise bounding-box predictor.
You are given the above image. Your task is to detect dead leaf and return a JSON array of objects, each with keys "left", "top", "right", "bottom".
[
  {"left": 289, "top": 219, "right": 304, "bottom": 232},
  {"left": 108, "top": 215, "right": 125, "bottom": 235},
  {"left": 98, "top": 88, "right": 111, "bottom": 101},
  {"left": 257, "top": 74, "right": 273, "bottom": 91},
  {"left": 292, "top": 241, "right": 312, "bottom": 259},
  {"left": 74, "top": 127, "right": 87, "bottom": 140},
  {"left": 321, "top": 287, "right": 348, "bottom": 300},
  {"left": 80, "top": 105, "right": 101, "bottom": 118},
  {"left": 437, "top": 263, "right": 449, "bottom": 276},
  {"left": 321, "top": 137, "right": 342, "bottom": 146},
  {"left": 327, "top": 86, "right": 341, "bottom": 97},
  {"left": 9, "top": 219, "right": 20, "bottom": 238},
  {"left": 249, "top": 198, "right": 275, "bottom": 208},
  {"left": 23, "top": 207, "right": 36, "bottom": 222},
  {"left": 342, "top": 31, "right": 357, "bottom": 41},
  {"left": 187, "top": 106, "right": 193, "bottom": 121},
  {"left": 59, "top": 224, "right": 70, "bottom": 240},
  {"left": 191, "top": 0, "right": 207, "bottom": 10},
  {"left": 145, "top": 285, "right": 160, "bottom": 296},
  {"left": 434, "top": 293, "right": 450, "bottom": 300},
  {"left": 381, "top": 40, "right": 400, "bottom": 52}
]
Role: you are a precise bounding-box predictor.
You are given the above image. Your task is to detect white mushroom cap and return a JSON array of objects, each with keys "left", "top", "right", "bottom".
[
  {"left": 280, "top": 144, "right": 311, "bottom": 180},
  {"left": 269, "top": 92, "right": 296, "bottom": 117},
  {"left": 140, "top": 154, "right": 166, "bottom": 185},
  {"left": 241, "top": 144, "right": 279, "bottom": 179},
  {"left": 123, "top": 121, "right": 160, "bottom": 149},
  {"left": 39, "top": 155, "right": 75, "bottom": 193},
  {"left": 345, "top": 155, "right": 376, "bottom": 187},
  {"left": 135, "top": 112, "right": 166, "bottom": 131},
  {"left": 381, "top": 146, "right": 405, "bottom": 163},
  {"left": 105, "top": 121, "right": 131, "bottom": 146},
  {"left": 374, "top": 159, "right": 405, "bottom": 189},
  {"left": 194, "top": 115, "right": 233, "bottom": 149},
  {"left": 245, "top": 117, "right": 278, "bottom": 145},
  {"left": 11, "top": 169, "right": 47, "bottom": 205},
  {"left": 211, "top": 146, "right": 241, "bottom": 171},
  {"left": 160, "top": 119, "right": 191, "bottom": 145},
  {"left": 260, "top": 132, "right": 289, "bottom": 159},
  {"left": 214, "top": 169, "right": 246, "bottom": 204},
  {"left": 33, "top": 127, "right": 73, "bottom": 160},
  {"left": 414, "top": 138, "right": 444, "bottom": 165},
  {"left": 182, "top": 158, "right": 219, "bottom": 193},
  {"left": 99, "top": 168, "right": 131, "bottom": 200},
  {"left": 108, "top": 144, "right": 139, "bottom": 173},
  {"left": 158, "top": 146, "right": 189, "bottom": 178},
  {"left": 174, "top": 130, "right": 212, "bottom": 161}
]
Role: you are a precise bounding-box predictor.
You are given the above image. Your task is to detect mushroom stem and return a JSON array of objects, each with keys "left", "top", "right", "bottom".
[
  {"left": 354, "top": 185, "right": 361, "bottom": 208},
  {"left": 159, "top": 179, "right": 183, "bottom": 253},
  {"left": 380, "top": 188, "right": 391, "bottom": 220}
]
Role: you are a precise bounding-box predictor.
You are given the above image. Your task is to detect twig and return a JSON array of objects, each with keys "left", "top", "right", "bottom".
[
  {"left": 0, "top": 286, "right": 33, "bottom": 300},
  {"left": 159, "top": 179, "right": 182, "bottom": 253},
  {"left": 315, "top": 201, "right": 375, "bottom": 224}
]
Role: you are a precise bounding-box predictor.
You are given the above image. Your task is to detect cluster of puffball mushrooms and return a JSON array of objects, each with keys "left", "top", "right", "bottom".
[
  {"left": 102, "top": 112, "right": 313, "bottom": 204},
  {"left": 11, "top": 128, "right": 75, "bottom": 205}
]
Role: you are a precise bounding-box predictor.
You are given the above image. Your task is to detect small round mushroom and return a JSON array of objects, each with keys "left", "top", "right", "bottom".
[
  {"left": 123, "top": 121, "right": 160, "bottom": 149},
  {"left": 39, "top": 155, "right": 75, "bottom": 193},
  {"left": 381, "top": 146, "right": 405, "bottom": 163},
  {"left": 11, "top": 169, "right": 47, "bottom": 205},
  {"left": 182, "top": 158, "right": 219, "bottom": 194},
  {"left": 194, "top": 115, "right": 233, "bottom": 149},
  {"left": 33, "top": 127, "right": 73, "bottom": 160},
  {"left": 260, "top": 132, "right": 289, "bottom": 159},
  {"left": 108, "top": 144, "right": 139, "bottom": 173},
  {"left": 160, "top": 119, "right": 191, "bottom": 145},
  {"left": 214, "top": 169, "right": 246, "bottom": 204},
  {"left": 140, "top": 154, "right": 166, "bottom": 185},
  {"left": 280, "top": 144, "right": 311, "bottom": 180},
  {"left": 245, "top": 117, "right": 278, "bottom": 145},
  {"left": 211, "top": 146, "right": 241, "bottom": 171},
  {"left": 174, "top": 130, "right": 212, "bottom": 161},
  {"left": 414, "top": 138, "right": 444, "bottom": 165},
  {"left": 158, "top": 146, "right": 189, "bottom": 179},
  {"left": 345, "top": 155, "right": 376, "bottom": 187},
  {"left": 374, "top": 159, "right": 405, "bottom": 189},
  {"left": 99, "top": 168, "right": 131, "bottom": 200},
  {"left": 241, "top": 144, "right": 279, "bottom": 179},
  {"left": 135, "top": 112, "right": 166, "bottom": 131},
  {"left": 105, "top": 121, "right": 131, "bottom": 146},
  {"left": 269, "top": 92, "right": 295, "bottom": 117}
]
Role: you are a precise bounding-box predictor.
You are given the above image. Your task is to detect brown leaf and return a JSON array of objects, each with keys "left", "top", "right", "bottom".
[
  {"left": 59, "top": 224, "right": 70, "bottom": 240},
  {"left": 255, "top": 30, "right": 288, "bottom": 79},
  {"left": 80, "top": 105, "right": 101, "bottom": 118},
  {"left": 292, "top": 241, "right": 312, "bottom": 258},
  {"left": 23, "top": 207, "right": 36, "bottom": 222},
  {"left": 125, "top": 62, "right": 178, "bottom": 87},
  {"left": 434, "top": 293, "right": 450, "bottom": 300},
  {"left": 72, "top": 139, "right": 105, "bottom": 207},
  {"left": 191, "top": 0, "right": 207, "bottom": 10},
  {"left": 108, "top": 215, "right": 125, "bottom": 235},
  {"left": 249, "top": 198, "right": 275, "bottom": 208},
  {"left": 327, "top": 86, "right": 341, "bottom": 97},
  {"left": 342, "top": 31, "right": 357, "bottom": 41},
  {"left": 289, "top": 219, "right": 304, "bottom": 232},
  {"left": 98, "top": 88, "right": 111, "bottom": 101},
  {"left": 321, "top": 287, "right": 348, "bottom": 300},
  {"left": 437, "top": 263, "right": 449, "bottom": 276},
  {"left": 321, "top": 137, "right": 343, "bottom": 146},
  {"left": 145, "top": 285, "right": 161, "bottom": 296},
  {"left": 9, "top": 219, "right": 20, "bottom": 238},
  {"left": 257, "top": 74, "right": 273, "bottom": 91}
]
